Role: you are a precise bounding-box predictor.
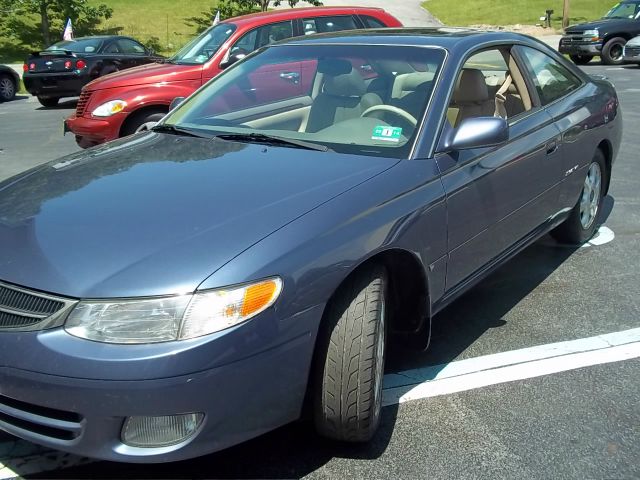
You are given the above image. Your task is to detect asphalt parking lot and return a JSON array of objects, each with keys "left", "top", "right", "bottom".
[{"left": 0, "top": 62, "right": 639, "bottom": 479}]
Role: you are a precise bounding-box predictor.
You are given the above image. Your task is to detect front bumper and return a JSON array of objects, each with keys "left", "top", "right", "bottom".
[
  {"left": 0, "top": 305, "right": 322, "bottom": 463},
  {"left": 65, "top": 112, "right": 125, "bottom": 147},
  {"left": 623, "top": 44, "right": 640, "bottom": 62},
  {"left": 23, "top": 72, "right": 89, "bottom": 98},
  {"left": 558, "top": 38, "right": 602, "bottom": 55}
]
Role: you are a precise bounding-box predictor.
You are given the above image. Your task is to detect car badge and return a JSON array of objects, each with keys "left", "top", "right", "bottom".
[{"left": 45, "top": 61, "right": 53, "bottom": 66}]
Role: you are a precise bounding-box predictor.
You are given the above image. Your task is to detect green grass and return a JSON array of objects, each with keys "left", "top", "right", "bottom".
[
  {"left": 423, "top": 0, "right": 615, "bottom": 30},
  {"left": 0, "top": 0, "right": 217, "bottom": 63}
]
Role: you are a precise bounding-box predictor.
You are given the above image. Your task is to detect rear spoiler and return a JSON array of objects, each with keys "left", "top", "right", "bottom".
[{"left": 30, "top": 50, "right": 76, "bottom": 57}]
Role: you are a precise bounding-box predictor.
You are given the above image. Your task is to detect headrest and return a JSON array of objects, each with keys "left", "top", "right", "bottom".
[
  {"left": 324, "top": 68, "right": 366, "bottom": 97},
  {"left": 317, "top": 59, "right": 352, "bottom": 75},
  {"left": 453, "top": 69, "right": 489, "bottom": 104},
  {"left": 392, "top": 72, "right": 435, "bottom": 98}
]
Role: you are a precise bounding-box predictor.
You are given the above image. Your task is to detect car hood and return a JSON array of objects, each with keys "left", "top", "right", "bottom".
[
  {"left": 0, "top": 132, "right": 396, "bottom": 298},
  {"left": 626, "top": 35, "right": 640, "bottom": 46},
  {"left": 86, "top": 62, "right": 202, "bottom": 90},
  {"left": 565, "top": 18, "right": 634, "bottom": 33}
]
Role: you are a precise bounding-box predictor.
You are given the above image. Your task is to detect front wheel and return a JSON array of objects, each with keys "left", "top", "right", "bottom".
[
  {"left": 601, "top": 37, "right": 627, "bottom": 65},
  {"left": 570, "top": 54, "right": 593, "bottom": 65},
  {"left": 0, "top": 74, "right": 16, "bottom": 101},
  {"left": 314, "top": 265, "right": 387, "bottom": 442},
  {"left": 37, "top": 96, "right": 60, "bottom": 108},
  {"left": 121, "top": 110, "right": 166, "bottom": 137},
  {"left": 551, "top": 150, "right": 606, "bottom": 244}
]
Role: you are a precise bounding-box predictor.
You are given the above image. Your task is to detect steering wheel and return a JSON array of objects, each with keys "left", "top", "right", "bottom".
[{"left": 361, "top": 105, "right": 418, "bottom": 128}]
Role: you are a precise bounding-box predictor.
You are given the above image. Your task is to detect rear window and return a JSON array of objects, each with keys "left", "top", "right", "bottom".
[
  {"left": 47, "top": 38, "right": 103, "bottom": 53},
  {"left": 361, "top": 15, "right": 387, "bottom": 28}
]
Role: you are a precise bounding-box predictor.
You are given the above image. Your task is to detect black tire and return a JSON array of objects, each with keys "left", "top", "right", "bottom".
[
  {"left": 0, "top": 74, "right": 16, "bottom": 102},
  {"left": 551, "top": 150, "right": 607, "bottom": 244},
  {"left": 570, "top": 54, "right": 593, "bottom": 65},
  {"left": 121, "top": 110, "right": 166, "bottom": 136},
  {"left": 37, "top": 96, "right": 60, "bottom": 108},
  {"left": 313, "top": 265, "right": 387, "bottom": 442},
  {"left": 100, "top": 65, "right": 118, "bottom": 77},
  {"left": 601, "top": 37, "right": 627, "bottom": 65}
]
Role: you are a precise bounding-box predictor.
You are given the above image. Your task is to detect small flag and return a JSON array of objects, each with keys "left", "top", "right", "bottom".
[
  {"left": 212, "top": 10, "right": 220, "bottom": 26},
  {"left": 63, "top": 17, "right": 73, "bottom": 41}
]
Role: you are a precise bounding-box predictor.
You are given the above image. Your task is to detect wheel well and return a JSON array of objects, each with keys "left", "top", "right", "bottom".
[
  {"left": 597, "top": 140, "right": 613, "bottom": 193},
  {"left": 120, "top": 105, "right": 168, "bottom": 137},
  {"left": 603, "top": 33, "right": 631, "bottom": 44}
]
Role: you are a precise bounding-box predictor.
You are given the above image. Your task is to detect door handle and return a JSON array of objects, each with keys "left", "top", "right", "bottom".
[
  {"left": 546, "top": 141, "right": 558, "bottom": 155},
  {"left": 279, "top": 71, "right": 300, "bottom": 84}
]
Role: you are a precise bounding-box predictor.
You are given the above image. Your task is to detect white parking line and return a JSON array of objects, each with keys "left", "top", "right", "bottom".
[
  {"left": 1, "top": 328, "right": 638, "bottom": 478},
  {"left": 383, "top": 327, "right": 640, "bottom": 406}
]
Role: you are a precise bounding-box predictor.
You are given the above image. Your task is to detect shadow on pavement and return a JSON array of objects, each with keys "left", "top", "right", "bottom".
[
  {"left": 35, "top": 97, "right": 78, "bottom": 111},
  {"left": 25, "top": 197, "right": 615, "bottom": 479}
]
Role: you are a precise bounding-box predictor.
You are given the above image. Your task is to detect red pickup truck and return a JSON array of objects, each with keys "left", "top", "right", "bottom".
[{"left": 65, "top": 7, "right": 402, "bottom": 148}]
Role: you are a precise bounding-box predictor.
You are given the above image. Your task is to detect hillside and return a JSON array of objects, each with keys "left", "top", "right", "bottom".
[{"left": 423, "top": 0, "right": 615, "bottom": 30}]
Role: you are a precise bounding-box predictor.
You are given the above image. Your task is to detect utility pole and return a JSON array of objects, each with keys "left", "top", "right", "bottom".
[{"left": 562, "top": 0, "right": 570, "bottom": 29}]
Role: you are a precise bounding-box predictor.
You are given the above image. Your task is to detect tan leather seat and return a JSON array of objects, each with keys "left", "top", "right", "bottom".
[{"left": 448, "top": 69, "right": 494, "bottom": 127}]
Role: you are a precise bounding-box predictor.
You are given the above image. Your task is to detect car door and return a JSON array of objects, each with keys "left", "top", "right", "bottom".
[
  {"left": 435, "top": 46, "right": 564, "bottom": 290},
  {"left": 516, "top": 46, "right": 594, "bottom": 209},
  {"left": 116, "top": 38, "right": 150, "bottom": 68}
]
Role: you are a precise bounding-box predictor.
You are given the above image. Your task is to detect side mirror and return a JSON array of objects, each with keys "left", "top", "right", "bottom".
[
  {"left": 169, "top": 96, "right": 185, "bottom": 111},
  {"left": 220, "top": 49, "right": 247, "bottom": 69},
  {"left": 444, "top": 116, "right": 509, "bottom": 151},
  {"left": 147, "top": 48, "right": 156, "bottom": 56}
]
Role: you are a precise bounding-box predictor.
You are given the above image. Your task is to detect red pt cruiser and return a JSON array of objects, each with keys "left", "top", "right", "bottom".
[{"left": 65, "top": 7, "right": 402, "bottom": 148}]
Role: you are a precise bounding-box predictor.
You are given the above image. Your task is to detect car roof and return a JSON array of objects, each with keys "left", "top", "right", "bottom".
[
  {"left": 275, "top": 27, "right": 541, "bottom": 49},
  {"left": 222, "top": 6, "right": 387, "bottom": 27},
  {"left": 54, "top": 35, "right": 123, "bottom": 42}
]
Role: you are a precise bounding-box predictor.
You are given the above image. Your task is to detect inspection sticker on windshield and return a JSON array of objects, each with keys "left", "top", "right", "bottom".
[{"left": 372, "top": 126, "right": 402, "bottom": 143}]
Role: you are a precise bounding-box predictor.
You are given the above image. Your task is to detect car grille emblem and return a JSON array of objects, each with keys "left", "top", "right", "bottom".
[{"left": 45, "top": 61, "right": 53, "bottom": 66}]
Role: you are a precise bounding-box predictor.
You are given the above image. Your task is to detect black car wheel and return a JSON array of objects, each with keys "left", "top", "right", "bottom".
[
  {"left": 0, "top": 74, "right": 16, "bottom": 102},
  {"left": 601, "top": 37, "right": 627, "bottom": 65},
  {"left": 551, "top": 149, "right": 607, "bottom": 244},
  {"left": 122, "top": 110, "right": 166, "bottom": 136},
  {"left": 37, "top": 96, "right": 60, "bottom": 108},
  {"left": 313, "top": 265, "right": 387, "bottom": 442},
  {"left": 570, "top": 54, "right": 593, "bottom": 65}
]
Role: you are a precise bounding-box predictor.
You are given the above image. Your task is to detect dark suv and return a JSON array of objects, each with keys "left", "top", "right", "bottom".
[{"left": 559, "top": 0, "right": 640, "bottom": 65}]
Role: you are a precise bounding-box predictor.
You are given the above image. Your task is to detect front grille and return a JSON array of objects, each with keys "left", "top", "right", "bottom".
[
  {"left": 0, "top": 393, "right": 83, "bottom": 441},
  {"left": 76, "top": 90, "right": 93, "bottom": 116},
  {"left": 0, "top": 281, "right": 75, "bottom": 331}
]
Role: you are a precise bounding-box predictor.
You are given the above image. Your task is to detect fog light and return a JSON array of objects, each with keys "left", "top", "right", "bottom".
[{"left": 122, "top": 413, "right": 204, "bottom": 447}]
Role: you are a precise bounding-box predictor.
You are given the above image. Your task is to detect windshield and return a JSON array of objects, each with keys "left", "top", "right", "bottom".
[
  {"left": 171, "top": 23, "right": 236, "bottom": 64},
  {"left": 604, "top": 2, "right": 640, "bottom": 19},
  {"left": 46, "top": 38, "right": 103, "bottom": 53},
  {"left": 163, "top": 44, "right": 446, "bottom": 158}
]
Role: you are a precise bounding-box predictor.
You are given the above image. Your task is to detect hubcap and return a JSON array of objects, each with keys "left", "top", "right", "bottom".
[
  {"left": 579, "top": 162, "right": 602, "bottom": 229},
  {"left": 611, "top": 44, "right": 624, "bottom": 61},
  {"left": 0, "top": 78, "right": 14, "bottom": 100}
]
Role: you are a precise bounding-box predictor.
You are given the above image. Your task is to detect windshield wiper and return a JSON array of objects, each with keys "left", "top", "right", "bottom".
[
  {"left": 215, "top": 133, "right": 331, "bottom": 152},
  {"left": 151, "top": 124, "right": 210, "bottom": 138}
]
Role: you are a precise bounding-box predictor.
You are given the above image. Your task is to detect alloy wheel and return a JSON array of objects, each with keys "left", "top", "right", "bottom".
[{"left": 580, "top": 162, "right": 602, "bottom": 229}]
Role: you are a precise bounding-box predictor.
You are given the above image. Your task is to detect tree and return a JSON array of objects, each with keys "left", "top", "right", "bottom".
[
  {"left": 186, "top": 0, "right": 323, "bottom": 33},
  {"left": 2, "top": 0, "right": 114, "bottom": 49}
]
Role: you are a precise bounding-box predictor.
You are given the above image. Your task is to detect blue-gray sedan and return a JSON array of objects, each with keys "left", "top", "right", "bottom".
[{"left": 0, "top": 28, "right": 622, "bottom": 462}]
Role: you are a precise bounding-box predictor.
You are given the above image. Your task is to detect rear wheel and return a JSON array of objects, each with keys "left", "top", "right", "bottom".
[
  {"left": 601, "top": 37, "right": 627, "bottom": 65},
  {"left": 0, "top": 74, "right": 16, "bottom": 101},
  {"left": 313, "top": 265, "right": 387, "bottom": 442},
  {"left": 121, "top": 110, "right": 166, "bottom": 137},
  {"left": 37, "top": 96, "right": 60, "bottom": 108},
  {"left": 570, "top": 54, "right": 593, "bottom": 65},
  {"left": 551, "top": 150, "right": 606, "bottom": 244}
]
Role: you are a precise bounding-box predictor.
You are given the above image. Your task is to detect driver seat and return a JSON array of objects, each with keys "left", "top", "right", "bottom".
[{"left": 305, "top": 60, "right": 382, "bottom": 133}]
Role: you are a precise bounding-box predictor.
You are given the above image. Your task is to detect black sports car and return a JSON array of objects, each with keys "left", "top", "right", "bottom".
[
  {"left": 23, "top": 36, "right": 162, "bottom": 107},
  {"left": 0, "top": 64, "right": 19, "bottom": 102}
]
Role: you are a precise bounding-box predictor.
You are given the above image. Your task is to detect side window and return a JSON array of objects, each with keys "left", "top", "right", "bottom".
[
  {"left": 256, "top": 21, "right": 294, "bottom": 49},
  {"left": 302, "top": 15, "right": 358, "bottom": 35},
  {"left": 448, "top": 48, "right": 532, "bottom": 127},
  {"left": 360, "top": 15, "right": 387, "bottom": 28},
  {"left": 519, "top": 47, "right": 582, "bottom": 105},
  {"left": 117, "top": 39, "right": 146, "bottom": 54},
  {"left": 231, "top": 29, "right": 258, "bottom": 54},
  {"left": 102, "top": 42, "right": 120, "bottom": 54}
]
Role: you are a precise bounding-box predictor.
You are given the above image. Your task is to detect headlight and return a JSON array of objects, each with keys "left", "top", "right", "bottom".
[
  {"left": 583, "top": 29, "right": 600, "bottom": 40},
  {"left": 92, "top": 99, "right": 127, "bottom": 117},
  {"left": 65, "top": 277, "right": 283, "bottom": 344}
]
